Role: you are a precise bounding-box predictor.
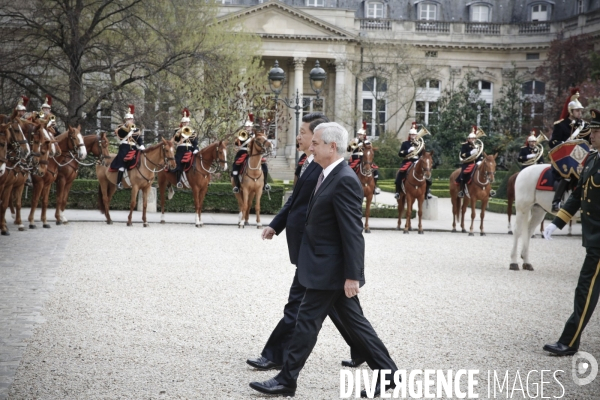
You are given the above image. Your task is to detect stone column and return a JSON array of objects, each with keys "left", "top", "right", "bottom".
[
  {"left": 286, "top": 57, "right": 305, "bottom": 166},
  {"left": 334, "top": 59, "right": 346, "bottom": 126}
]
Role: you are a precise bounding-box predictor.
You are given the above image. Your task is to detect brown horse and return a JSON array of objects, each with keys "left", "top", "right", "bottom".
[
  {"left": 449, "top": 153, "right": 497, "bottom": 236},
  {"left": 396, "top": 151, "right": 434, "bottom": 234},
  {"left": 353, "top": 143, "right": 375, "bottom": 233},
  {"left": 17, "top": 125, "right": 81, "bottom": 230},
  {"left": 232, "top": 133, "right": 272, "bottom": 228},
  {"left": 0, "top": 123, "right": 9, "bottom": 178},
  {"left": 158, "top": 140, "right": 228, "bottom": 227},
  {"left": 52, "top": 133, "right": 110, "bottom": 225},
  {"left": 7, "top": 123, "right": 54, "bottom": 231},
  {"left": 97, "top": 138, "right": 176, "bottom": 226}
]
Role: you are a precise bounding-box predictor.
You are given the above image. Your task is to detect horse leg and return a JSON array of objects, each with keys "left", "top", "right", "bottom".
[
  {"left": 460, "top": 197, "right": 468, "bottom": 233},
  {"left": 59, "top": 178, "right": 75, "bottom": 224},
  {"left": 28, "top": 179, "right": 43, "bottom": 229},
  {"left": 41, "top": 183, "right": 52, "bottom": 228},
  {"left": 468, "top": 197, "right": 476, "bottom": 236},
  {"left": 417, "top": 194, "right": 424, "bottom": 234},
  {"left": 404, "top": 194, "right": 412, "bottom": 234},
  {"left": 192, "top": 184, "right": 201, "bottom": 227},
  {"left": 196, "top": 183, "right": 209, "bottom": 228},
  {"left": 239, "top": 187, "right": 248, "bottom": 229},
  {"left": 507, "top": 197, "right": 513, "bottom": 234},
  {"left": 522, "top": 206, "right": 546, "bottom": 271},
  {"left": 142, "top": 186, "right": 149, "bottom": 227},
  {"left": 451, "top": 195, "right": 459, "bottom": 232},
  {"left": 0, "top": 184, "right": 13, "bottom": 235},
  {"left": 12, "top": 183, "right": 25, "bottom": 231},
  {"left": 128, "top": 185, "right": 138, "bottom": 226},
  {"left": 245, "top": 190, "right": 253, "bottom": 226},
  {"left": 510, "top": 208, "right": 528, "bottom": 270},
  {"left": 158, "top": 173, "right": 167, "bottom": 224},
  {"left": 364, "top": 192, "right": 372, "bottom": 233},
  {"left": 255, "top": 189, "right": 262, "bottom": 229},
  {"left": 397, "top": 194, "right": 404, "bottom": 231},
  {"left": 479, "top": 196, "right": 489, "bottom": 236},
  {"left": 54, "top": 175, "right": 66, "bottom": 225}
]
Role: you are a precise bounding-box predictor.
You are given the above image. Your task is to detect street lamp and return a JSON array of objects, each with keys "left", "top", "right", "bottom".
[{"left": 267, "top": 59, "right": 327, "bottom": 165}]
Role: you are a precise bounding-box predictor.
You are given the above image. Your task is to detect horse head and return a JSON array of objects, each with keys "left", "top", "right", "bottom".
[
  {"left": 29, "top": 124, "right": 54, "bottom": 177},
  {"left": 67, "top": 125, "right": 87, "bottom": 160},
  {"left": 361, "top": 143, "right": 374, "bottom": 176},
  {"left": 98, "top": 132, "right": 111, "bottom": 166},
  {"left": 420, "top": 149, "right": 434, "bottom": 181},
  {"left": 0, "top": 123, "right": 9, "bottom": 175},
  {"left": 161, "top": 137, "right": 177, "bottom": 170},
  {"left": 216, "top": 140, "right": 228, "bottom": 171},
  {"left": 251, "top": 133, "right": 272, "bottom": 157},
  {"left": 482, "top": 152, "right": 497, "bottom": 183},
  {"left": 8, "top": 119, "right": 30, "bottom": 159}
]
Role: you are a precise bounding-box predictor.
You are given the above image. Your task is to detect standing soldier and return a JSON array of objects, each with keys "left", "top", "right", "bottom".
[
  {"left": 110, "top": 105, "right": 145, "bottom": 190},
  {"left": 517, "top": 129, "right": 545, "bottom": 168},
  {"left": 172, "top": 108, "right": 198, "bottom": 188},
  {"left": 550, "top": 88, "right": 590, "bottom": 211},
  {"left": 455, "top": 126, "right": 483, "bottom": 198},
  {"left": 231, "top": 113, "right": 255, "bottom": 194},
  {"left": 542, "top": 108, "right": 600, "bottom": 356},
  {"left": 347, "top": 121, "right": 380, "bottom": 194}
]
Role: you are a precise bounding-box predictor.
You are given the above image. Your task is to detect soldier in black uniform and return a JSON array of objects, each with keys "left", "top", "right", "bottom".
[
  {"left": 455, "top": 126, "right": 483, "bottom": 198},
  {"left": 542, "top": 108, "right": 600, "bottom": 356},
  {"left": 550, "top": 89, "right": 590, "bottom": 211},
  {"left": 40, "top": 95, "right": 54, "bottom": 119},
  {"left": 12, "top": 95, "right": 28, "bottom": 121},
  {"left": 395, "top": 122, "right": 419, "bottom": 198},
  {"left": 254, "top": 117, "right": 271, "bottom": 193},
  {"left": 347, "top": 121, "right": 380, "bottom": 194},
  {"left": 517, "top": 129, "right": 545, "bottom": 168},
  {"left": 110, "top": 105, "right": 145, "bottom": 189},
  {"left": 172, "top": 108, "right": 198, "bottom": 188},
  {"left": 231, "top": 114, "right": 255, "bottom": 194}
]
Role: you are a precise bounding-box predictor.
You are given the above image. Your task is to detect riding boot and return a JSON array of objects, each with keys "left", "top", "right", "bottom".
[
  {"left": 117, "top": 170, "right": 124, "bottom": 190},
  {"left": 374, "top": 177, "right": 381, "bottom": 195},
  {"left": 176, "top": 171, "right": 183, "bottom": 189},
  {"left": 232, "top": 174, "right": 240, "bottom": 194},
  {"left": 552, "top": 179, "right": 570, "bottom": 212},
  {"left": 458, "top": 181, "right": 465, "bottom": 198},
  {"left": 263, "top": 171, "right": 271, "bottom": 192},
  {"left": 426, "top": 179, "right": 432, "bottom": 199}
]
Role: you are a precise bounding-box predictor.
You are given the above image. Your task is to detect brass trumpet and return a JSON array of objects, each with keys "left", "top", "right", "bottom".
[
  {"left": 237, "top": 128, "right": 250, "bottom": 142},
  {"left": 181, "top": 126, "right": 193, "bottom": 138}
]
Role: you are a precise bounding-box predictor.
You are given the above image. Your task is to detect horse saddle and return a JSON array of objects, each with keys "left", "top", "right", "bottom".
[
  {"left": 349, "top": 158, "right": 361, "bottom": 170},
  {"left": 181, "top": 151, "right": 194, "bottom": 172},
  {"left": 109, "top": 150, "right": 140, "bottom": 172},
  {"left": 235, "top": 153, "right": 248, "bottom": 165},
  {"left": 463, "top": 164, "right": 477, "bottom": 184},
  {"left": 536, "top": 166, "right": 556, "bottom": 191},
  {"left": 399, "top": 161, "right": 413, "bottom": 173}
]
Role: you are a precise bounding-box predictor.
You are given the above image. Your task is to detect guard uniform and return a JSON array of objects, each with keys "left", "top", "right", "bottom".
[
  {"left": 231, "top": 114, "right": 255, "bottom": 193},
  {"left": 110, "top": 105, "right": 143, "bottom": 189},
  {"left": 517, "top": 146, "right": 544, "bottom": 167},
  {"left": 456, "top": 141, "right": 483, "bottom": 188},
  {"left": 394, "top": 140, "right": 419, "bottom": 194},
  {"left": 544, "top": 109, "right": 600, "bottom": 354},
  {"left": 347, "top": 121, "right": 380, "bottom": 193}
]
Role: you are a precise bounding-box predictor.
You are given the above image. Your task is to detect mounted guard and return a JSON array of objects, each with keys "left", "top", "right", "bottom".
[
  {"left": 110, "top": 105, "right": 145, "bottom": 190},
  {"left": 518, "top": 129, "right": 547, "bottom": 168},
  {"left": 395, "top": 122, "right": 431, "bottom": 199},
  {"left": 12, "top": 95, "right": 29, "bottom": 122},
  {"left": 172, "top": 108, "right": 199, "bottom": 189},
  {"left": 456, "top": 126, "right": 485, "bottom": 198},
  {"left": 231, "top": 113, "right": 255, "bottom": 194},
  {"left": 40, "top": 95, "right": 54, "bottom": 119},
  {"left": 549, "top": 88, "right": 590, "bottom": 211},
  {"left": 347, "top": 121, "right": 380, "bottom": 194}
]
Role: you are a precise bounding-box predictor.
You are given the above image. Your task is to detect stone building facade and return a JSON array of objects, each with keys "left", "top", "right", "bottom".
[{"left": 217, "top": 0, "right": 600, "bottom": 169}]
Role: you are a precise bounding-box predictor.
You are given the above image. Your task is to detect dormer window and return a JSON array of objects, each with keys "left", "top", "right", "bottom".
[
  {"left": 367, "top": 2, "right": 384, "bottom": 19},
  {"left": 471, "top": 5, "right": 490, "bottom": 22},
  {"left": 306, "top": 0, "right": 324, "bottom": 7},
  {"left": 531, "top": 4, "right": 549, "bottom": 21},
  {"left": 419, "top": 2, "right": 437, "bottom": 21}
]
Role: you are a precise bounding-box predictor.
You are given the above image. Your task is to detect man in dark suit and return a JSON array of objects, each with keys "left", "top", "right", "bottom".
[
  {"left": 250, "top": 122, "right": 398, "bottom": 398},
  {"left": 247, "top": 113, "right": 364, "bottom": 371}
]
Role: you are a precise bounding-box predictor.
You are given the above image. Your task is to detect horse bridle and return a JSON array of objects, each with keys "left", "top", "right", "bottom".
[
  {"left": 475, "top": 159, "right": 495, "bottom": 187},
  {"left": 8, "top": 124, "right": 29, "bottom": 161},
  {"left": 142, "top": 144, "right": 175, "bottom": 174},
  {"left": 411, "top": 157, "right": 432, "bottom": 183},
  {"left": 198, "top": 142, "right": 227, "bottom": 174},
  {"left": 96, "top": 135, "right": 111, "bottom": 167}
]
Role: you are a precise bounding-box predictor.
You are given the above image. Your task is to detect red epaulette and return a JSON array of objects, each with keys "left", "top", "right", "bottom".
[{"left": 235, "top": 153, "right": 248, "bottom": 165}]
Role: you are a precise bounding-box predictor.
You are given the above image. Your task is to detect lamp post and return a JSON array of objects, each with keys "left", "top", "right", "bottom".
[{"left": 268, "top": 59, "right": 327, "bottom": 166}]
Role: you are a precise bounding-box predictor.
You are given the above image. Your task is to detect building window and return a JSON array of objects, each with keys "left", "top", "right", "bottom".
[
  {"left": 306, "top": 0, "right": 324, "bottom": 6},
  {"left": 577, "top": 0, "right": 584, "bottom": 14},
  {"left": 418, "top": 79, "right": 440, "bottom": 91},
  {"left": 367, "top": 2, "right": 384, "bottom": 18},
  {"left": 522, "top": 80, "right": 546, "bottom": 132},
  {"left": 419, "top": 3, "right": 437, "bottom": 20},
  {"left": 222, "top": 0, "right": 233, "bottom": 4},
  {"left": 97, "top": 105, "right": 112, "bottom": 132},
  {"left": 531, "top": 4, "right": 548, "bottom": 21},
  {"left": 416, "top": 79, "right": 441, "bottom": 127},
  {"left": 301, "top": 97, "right": 324, "bottom": 117},
  {"left": 522, "top": 80, "right": 545, "bottom": 95},
  {"left": 471, "top": 5, "right": 490, "bottom": 22},
  {"left": 362, "top": 76, "right": 387, "bottom": 137},
  {"left": 415, "top": 101, "right": 438, "bottom": 126},
  {"left": 425, "top": 51, "right": 438, "bottom": 58},
  {"left": 526, "top": 53, "right": 540, "bottom": 60}
]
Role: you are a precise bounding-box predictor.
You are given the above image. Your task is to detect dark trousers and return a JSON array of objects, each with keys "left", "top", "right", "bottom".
[
  {"left": 261, "top": 270, "right": 360, "bottom": 365},
  {"left": 275, "top": 288, "right": 397, "bottom": 387},
  {"left": 559, "top": 246, "right": 600, "bottom": 349}
]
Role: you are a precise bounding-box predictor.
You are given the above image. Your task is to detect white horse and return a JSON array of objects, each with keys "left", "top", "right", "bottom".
[{"left": 509, "top": 164, "right": 576, "bottom": 271}]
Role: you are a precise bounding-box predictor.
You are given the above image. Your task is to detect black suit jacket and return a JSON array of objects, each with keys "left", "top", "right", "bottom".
[
  {"left": 297, "top": 161, "right": 365, "bottom": 291},
  {"left": 269, "top": 159, "right": 322, "bottom": 265}
]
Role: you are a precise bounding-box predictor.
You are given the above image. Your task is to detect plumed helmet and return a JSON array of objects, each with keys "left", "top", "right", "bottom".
[
  {"left": 124, "top": 105, "right": 135, "bottom": 120},
  {"left": 15, "top": 95, "right": 29, "bottom": 111},
  {"left": 181, "top": 108, "right": 190, "bottom": 123},
  {"left": 467, "top": 125, "right": 477, "bottom": 139},
  {"left": 41, "top": 95, "right": 52, "bottom": 109},
  {"left": 244, "top": 113, "right": 254, "bottom": 127},
  {"left": 568, "top": 92, "right": 584, "bottom": 113},
  {"left": 560, "top": 88, "right": 583, "bottom": 119},
  {"left": 409, "top": 121, "right": 417, "bottom": 135},
  {"left": 528, "top": 128, "right": 538, "bottom": 142},
  {"left": 357, "top": 120, "right": 367, "bottom": 136}
]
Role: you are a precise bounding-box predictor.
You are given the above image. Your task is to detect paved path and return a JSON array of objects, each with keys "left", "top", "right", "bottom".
[{"left": 0, "top": 227, "right": 71, "bottom": 400}]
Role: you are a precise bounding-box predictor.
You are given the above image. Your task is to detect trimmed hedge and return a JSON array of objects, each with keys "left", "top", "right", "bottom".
[
  {"left": 21, "top": 180, "right": 289, "bottom": 215},
  {"left": 376, "top": 168, "right": 510, "bottom": 181}
]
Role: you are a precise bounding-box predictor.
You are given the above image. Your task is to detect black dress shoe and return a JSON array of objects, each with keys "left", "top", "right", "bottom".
[
  {"left": 249, "top": 378, "right": 295, "bottom": 397},
  {"left": 361, "top": 381, "right": 396, "bottom": 398},
  {"left": 246, "top": 356, "right": 282, "bottom": 370},
  {"left": 543, "top": 342, "right": 578, "bottom": 356},
  {"left": 342, "top": 357, "right": 366, "bottom": 368}
]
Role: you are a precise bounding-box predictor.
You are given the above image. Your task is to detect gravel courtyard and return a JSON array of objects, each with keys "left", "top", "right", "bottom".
[{"left": 3, "top": 223, "right": 600, "bottom": 399}]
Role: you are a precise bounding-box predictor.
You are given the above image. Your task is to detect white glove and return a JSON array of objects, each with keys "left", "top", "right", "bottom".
[
  {"left": 408, "top": 146, "right": 415, "bottom": 152},
  {"left": 476, "top": 161, "right": 482, "bottom": 165},
  {"left": 470, "top": 149, "right": 477, "bottom": 155},
  {"left": 527, "top": 154, "right": 535, "bottom": 159},
  {"left": 193, "top": 149, "right": 199, "bottom": 154},
  {"left": 138, "top": 145, "right": 145, "bottom": 150},
  {"left": 543, "top": 223, "right": 558, "bottom": 240}
]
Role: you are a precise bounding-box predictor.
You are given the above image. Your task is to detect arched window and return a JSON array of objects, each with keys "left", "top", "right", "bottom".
[{"left": 362, "top": 76, "right": 387, "bottom": 137}]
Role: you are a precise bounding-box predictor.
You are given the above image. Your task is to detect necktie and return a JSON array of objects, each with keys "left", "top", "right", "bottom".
[
  {"left": 299, "top": 159, "right": 310, "bottom": 177},
  {"left": 314, "top": 171, "right": 324, "bottom": 194}
]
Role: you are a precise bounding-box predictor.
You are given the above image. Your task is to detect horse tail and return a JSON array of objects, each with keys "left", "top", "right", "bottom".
[{"left": 98, "top": 185, "right": 105, "bottom": 215}]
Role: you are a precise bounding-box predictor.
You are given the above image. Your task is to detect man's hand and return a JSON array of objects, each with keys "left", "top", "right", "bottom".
[
  {"left": 262, "top": 226, "right": 276, "bottom": 240},
  {"left": 527, "top": 154, "right": 535, "bottom": 159},
  {"left": 470, "top": 149, "right": 478, "bottom": 155},
  {"left": 344, "top": 279, "right": 360, "bottom": 298},
  {"left": 408, "top": 146, "right": 415, "bottom": 152},
  {"left": 543, "top": 223, "right": 558, "bottom": 240}
]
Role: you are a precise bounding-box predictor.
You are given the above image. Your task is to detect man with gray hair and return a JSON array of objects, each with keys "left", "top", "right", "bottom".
[{"left": 250, "top": 122, "right": 398, "bottom": 397}]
